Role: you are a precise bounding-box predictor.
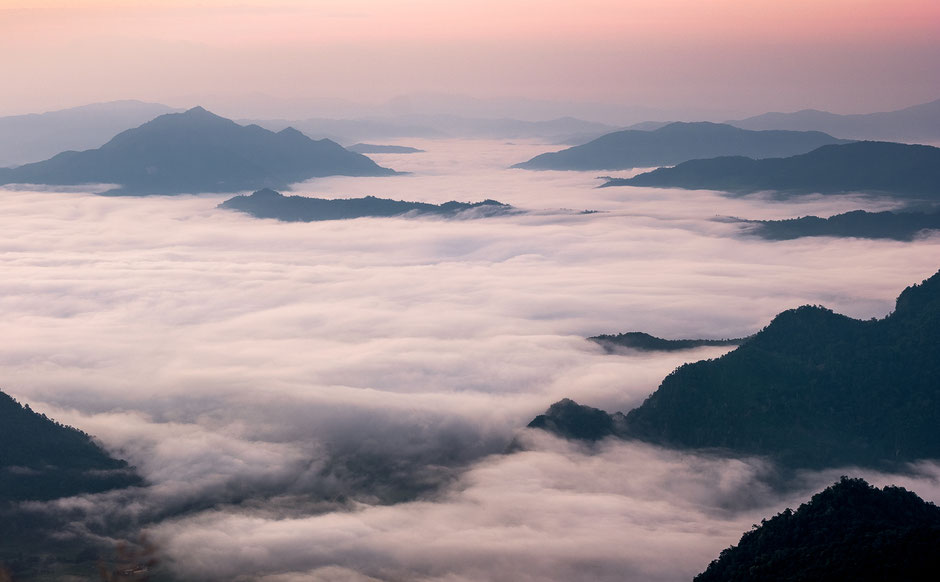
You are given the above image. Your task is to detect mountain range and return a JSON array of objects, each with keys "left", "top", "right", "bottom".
[
  {"left": 604, "top": 141, "right": 940, "bottom": 200},
  {"left": 0, "top": 100, "right": 178, "bottom": 167},
  {"left": 529, "top": 269, "right": 940, "bottom": 470},
  {"left": 0, "top": 107, "right": 395, "bottom": 195},
  {"left": 512, "top": 122, "right": 850, "bottom": 171},
  {"left": 742, "top": 209, "right": 940, "bottom": 241},
  {"left": 728, "top": 98, "right": 940, "bottom": 143},
  {"left": 696, "top": 477, "right": 940, "bottom": 581},
  {"left": 220, "top": 188, "right": 515, "bottom": 222}
]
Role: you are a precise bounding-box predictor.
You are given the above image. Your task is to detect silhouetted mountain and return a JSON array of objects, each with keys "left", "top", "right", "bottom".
[
  {"left": 0, "top": 100, "right": 178, "bottom": 167},
  {"left": 590, "top": 332, "right": 746, "bottom": 352},
  {"left": 696, "top": 477, "right": 940, "bottom": 582},
  {"left": 729, "top": 97, "right": 940, "bottom": 143},
  {"left": 605, "top": 141, "right": 940, "bottom": 200},
  {"left": 0, "top": 107, "right": 395, "bottom": 195},
  {"left": 0, "top": 390, "right": 140, "bottom": 502},
  {"left": 347, "top": 143, "right": 425, "bottom": 154},
  {"left": 530, "top": 269, "right": 940, "bottom": 470},
  {"left": 743, "top": 209, "right": 940, "bottom": 241},
  {"left": 512, "top": 122, "right": 850, "bottom": 171},
  {"left": 220, "top": 188, "right": 515, "bottom": 221},
  {"left": 527, "top": 399, "right": 627, "bottom": 441},
  {"left": 248, "top": 114, "right": 614, "bottom": 144}
]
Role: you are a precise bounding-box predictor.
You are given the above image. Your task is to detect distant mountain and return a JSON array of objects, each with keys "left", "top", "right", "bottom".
[
  {"left": 743, "top": 209, "right": 940, "bottom": 241},
  {"left": 220, "top": 188, "right": 515, "bottom": 222},
  {"left": 0, "top": 390, "right": 140, "bottom": 502},
  {"left": 0, "top": 100, "right": 178, "bottom": 167},
  {"left": 0, "top": 107, "right": 395, "bottom": 195},
  {"left": 729, "top": 98, "right": 940, "bottom": 143},
  {"left": 512, "top": 122, "right": 850, "bottom": 171},
  {"left": 696, "top": 477, "right": 940, "bottom": 581},
  {"left": 605, "top": 141, "right": 940, "bottom": 200},
  {"left": 248, "top": 115, "right": 614, "bottom": 144},
  {"left": 590, "top": 332, "right": 745, "bottom": 352},
  {"left": 347, "top": 143, "right": 425, "bottom": 154},
  {"left": 529, "top": 269, "right": 940, "bottom": 470}
]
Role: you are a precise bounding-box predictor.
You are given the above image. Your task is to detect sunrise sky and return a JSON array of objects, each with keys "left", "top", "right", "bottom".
[{"left": 2, "top": 0, "right": 939, "bottom": 118}]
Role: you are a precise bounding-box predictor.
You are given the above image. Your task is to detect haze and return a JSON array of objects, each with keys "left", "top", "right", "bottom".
[{"left": 2, "top": 0, "right": 939, "bottom": 119}]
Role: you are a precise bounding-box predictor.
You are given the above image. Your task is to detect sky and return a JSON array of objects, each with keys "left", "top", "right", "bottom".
[
  {"left": 3, "top": 140, "right": 940, "bottom": 580},
  {"left": 1, "top": 0, "right": 939, "bottom": 119}
]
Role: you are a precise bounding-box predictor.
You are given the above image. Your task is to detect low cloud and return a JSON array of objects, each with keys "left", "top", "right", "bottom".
[{"left": 2, "top": 139, "right": 938, "bottom": 579}]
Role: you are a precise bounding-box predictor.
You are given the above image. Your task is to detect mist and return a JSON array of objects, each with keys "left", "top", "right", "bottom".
[{"left": 3, "top": 139, "right": 938, "bottom": 580}]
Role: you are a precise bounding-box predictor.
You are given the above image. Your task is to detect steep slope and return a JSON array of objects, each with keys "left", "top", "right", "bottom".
[
  {"left": 530, "top": 270, "right": 940, "bottom": 470},
  {"left": 696, "top": 477, "right": 940, "bottom": 581},
  {"left": 0, "top": 107, "right": 395, "bottom": 195},
  {"left": 604, "top": 141, "right": 940, "bottom": 200},
  {"left": 0, "top": 390, "right": 141, "bottom": 502},
  {"left": 512, "top": 122, "right": 850, "bottom": 171},
  {"left": 220, "top": 188, "right": 514, "bottom": 221}
]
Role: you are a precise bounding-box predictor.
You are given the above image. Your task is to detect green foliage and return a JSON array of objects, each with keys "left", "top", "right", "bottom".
[
  {"left": 623, "top": 270, "right": 940, "bottom": 469},
  {"left": 695, "top": 477, "right": 940, "bottom": 581},
  {"left": 0, "top": 390, "right": 141, "bottom": 502}
]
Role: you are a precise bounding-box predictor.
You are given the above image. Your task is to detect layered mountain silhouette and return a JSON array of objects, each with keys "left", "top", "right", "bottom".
[
  {"left": 346, "top": 143, "right": 425, "bottom": 154},
  {"left": 220, "top": 188, "right": 514, "bottom": 221},
  {"left": 0, "top": 100, "right": 179, "bottom": 167},
  {"left": 742, "top": 209, "right": 940, "bottom": 241},
  {"left": 512, "top": 122, "right": 850, "bottom": 171},
  {"left": 603, "top": 141, "right": 940, "bottom": 199},
  {"left": 0, "top": 107, "right": 395, "bottom": 195},
  {"left": 728, "top": 97, "right": 940, "bottom": 143},
  {"left": 0, "top": 390, "right": 140, "bottom": 502},
  {"left": 590, "top": 332, "right": 745, "bottom": 352},
  {"left": 529, "top": 269, "right": 940, "bottom": 469},
  {"left": 696, "top": 477, "right": 940, "bottom": 581}
]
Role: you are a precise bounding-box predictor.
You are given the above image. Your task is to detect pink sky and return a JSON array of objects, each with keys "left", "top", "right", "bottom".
[{"left": 1, "top": 0, "right": 938, "bottom": 117}]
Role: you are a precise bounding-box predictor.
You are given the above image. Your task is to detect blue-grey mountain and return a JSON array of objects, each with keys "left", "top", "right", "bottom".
[
  {"left": 512, "top": 122, "right": 850, "bottom": 171},
  {"left": 0, "top": 107, "right": 395, "bottom": 195},
  {"left": 604, "top": 141, "right": 940, "bottom": 200},
  {"left": 728, "top": 97, "right": 940, "bottom": 142},
  {"left": 0, "top": 100, "right": 178, "bottom": 167},
  {"left": 347, "top": 143, "right": 425, "bottom": 154},
  {"left": 220, "top": 188, "right": 514, "bottom": 222}
]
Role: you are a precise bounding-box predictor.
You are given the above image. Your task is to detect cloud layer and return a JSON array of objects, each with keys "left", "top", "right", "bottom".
[{"left": 2, "top": 139, "right": 938, "bottom": 579}]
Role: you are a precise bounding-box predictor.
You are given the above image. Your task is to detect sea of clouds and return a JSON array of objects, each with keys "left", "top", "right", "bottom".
[{"left": 2, "top": 139, "right": 939, "bottom": 580}]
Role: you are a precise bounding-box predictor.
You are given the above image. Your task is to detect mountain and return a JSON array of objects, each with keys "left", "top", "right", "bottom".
[
  {"left": 743, "top": 209, "right": 940, "bottom": 241},
  {"left": 247, "top": 115, "right": 614, "bottom": 144},
  {"left": 528, "top": 399, "right": 628, "bottom": 442},
  {"left": 347, "top": 143, "right": 425, "bottom": 154},
  {"left": 0, "top": 390, "right": 141, "bottom": 502},
  {"left": 0, "top": 107, "right": 395, "bottom": 195},
  {"left": 604, "top": 141, "right": 940, "bottom": 200},
  {"left": 696, "top": 477, "right": 940, "bottom": 581},
  {"left": 729, "top": 98, "right": 940, "bottom": 143},
  {"left": 0, "top": 100, "right": 178, "bottom": 167},
  {"left": 529, "top": 269, "right": 940, "bottom": 470},
  {"left": 220, "top": 188, "right": 515, "bottom": 222},
  {"left": 511, "top": 122, "right": 850, "bottom": 171},
  {"left": 590, "top": 332, "right": 745, "bottom": 352}
]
